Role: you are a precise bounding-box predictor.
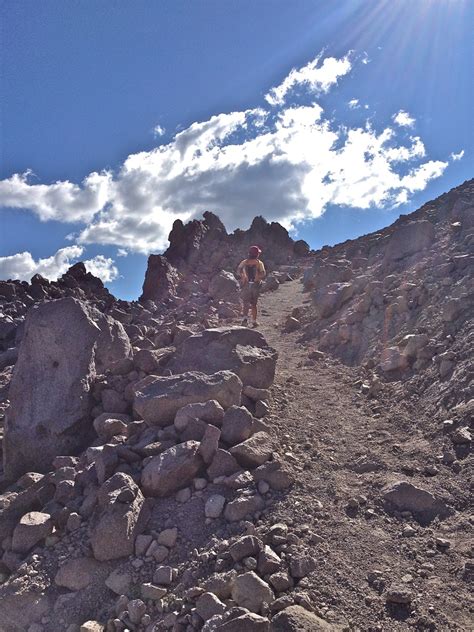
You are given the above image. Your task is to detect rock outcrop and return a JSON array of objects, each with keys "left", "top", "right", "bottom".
[{"left": 3, "top": 298, "right": 131, "bottom": 480}]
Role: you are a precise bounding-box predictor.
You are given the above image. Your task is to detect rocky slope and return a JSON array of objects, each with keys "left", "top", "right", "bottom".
[{"left": 0, "top": 182, "right": 471, "bottom": 632}]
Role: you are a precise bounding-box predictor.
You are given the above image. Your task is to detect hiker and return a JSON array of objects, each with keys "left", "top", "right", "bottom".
[{"left": 237, "top": 245, "right": 266, "bottom": 327}]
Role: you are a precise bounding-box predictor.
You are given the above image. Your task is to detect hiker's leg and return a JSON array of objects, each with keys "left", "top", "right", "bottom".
[{"left": 250, "top": 304, "right": 257, "bottom": 322}]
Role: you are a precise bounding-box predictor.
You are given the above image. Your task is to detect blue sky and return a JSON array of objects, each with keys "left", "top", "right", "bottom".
[{"left": 0, "top": 0, "right": 472, "bottom": 300}]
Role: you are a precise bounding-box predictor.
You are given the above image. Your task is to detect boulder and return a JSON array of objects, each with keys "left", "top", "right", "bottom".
[
  {"left": 12, "top": 511, "right": 53, "bottom": 554},
  {"left": 380, "top": 347, "right": 408, "bottom": 372},
  {"left": 207, "top": 449, "right": 241, "bottom": 479},
  {"left": 167, "top": 327, "right": 277, "bottom": 388},
  {"left": 141, "top": 441, "right": 204, "bottom": 497},
  {"left": 231, "top": 571, "right": 274, "bottom": 614},
  {"left": 134, "top": 371, "right": 242, "bottom": 426},
  {"left": 209, "top": 271, "right": 240, "bottom": 302},
  {"left": 230, "top": 432, "right": 274, "bottom": 468},
  {"left": 90, "top": 473, "right": 149, "bottom": 561},
  {"left": 3, "top": 298, "right": 131, "bottom": 480},
  {"left": 271, "top": 605, "right": 339, "bottom": 631},
  {"left": 221, "top": 405, "right": 254, "bottom": 445}
]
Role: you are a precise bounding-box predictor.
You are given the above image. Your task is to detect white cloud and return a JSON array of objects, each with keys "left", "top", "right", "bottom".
[
  {"left": 348, "top": 99, "right": 360, "bottom": 109},
  {"left": 0, "top": 245, "right": 118, "bottom": 283},
  {"left": 153, "top": 124, "right": 165, "bottom": 137},
  {"left": 116, "top": 248, "right": 128, "bottom": 257},
  {"left": 0, "top": 52, "right": 449, "bottom": 255},
  {"left": 393, "top": 110, "right": 416, "bottom": 128},
  {"left": 265, "top": 53, "right": 352, "bottom": 106},
  {"left": 450, "top": 149, "right": 464, "bottom": 161},
  {"left": 83, "top": 255, "right": 118, "bottom": 282},
  {"left": 0, "top": 170, "right": 112, "bottom": 222}
]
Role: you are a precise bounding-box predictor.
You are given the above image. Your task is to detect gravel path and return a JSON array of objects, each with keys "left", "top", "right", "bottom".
[{"left": 254, "top": 277, "right": 472, "bottom": 631}]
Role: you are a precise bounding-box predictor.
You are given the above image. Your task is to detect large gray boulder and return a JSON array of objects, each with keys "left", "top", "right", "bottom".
[
  {"left": 167, "top": 327, "right": 277, "bottom": 389},
  {"left": 3, "top": 298, "right": 132, "bottom": 480},
  {"left": 209, "top": 271, "right": 240, "bottom": 302},
  {"left": 134, "top": 370, "right": 242, "bottom": 426},
  {"left": 141, "top": 440, "right": 204, "bottom": 497}
]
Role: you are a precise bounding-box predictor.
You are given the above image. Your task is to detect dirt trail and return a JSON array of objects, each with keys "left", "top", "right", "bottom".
[{"left": 253, "top": 277, "right": 472, "bottom": 631}]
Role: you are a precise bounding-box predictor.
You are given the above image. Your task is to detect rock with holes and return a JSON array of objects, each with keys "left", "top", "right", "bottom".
[{"left": 3, "top": 298, "right": 131, "bottom": 480}]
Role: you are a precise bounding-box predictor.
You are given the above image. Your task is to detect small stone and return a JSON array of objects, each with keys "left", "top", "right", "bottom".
[
  {"left": 105, "top": 569, "right": 132, "bottom": 595},
  {"left": 141, "top": 583, "right": 167, "bottom": 600},
  {"left": 386, "top": 587, "right": 412, "bottom": 604},
  {"left": 175, "top": 487, "right": 191, "bottom": 503},
  {"left": 194, "top": 478, "right": 207, "bottom": 490},
  {"left": 435, "top": 537, "right": 451, "bottom": 549},
  {"left": 402, "top": 525, "right": 416, "bottom": 537},
  {"left": 451, "top": 427, "right": 471, "bottom": 444},
  {"left": 195, "top": 592, "right": 226, "bottom": 620},
  {"left": 12, "top": 512, "right": 53, "bottom": 554},
  {"left": 135, "top": 534, "right": 153, "bottom": 556},
  {"left": 153, "top": 565, "right": 174, "bottom": 585},
  {"left": 66, "top": 512, "right": 82, "bottom": 532},
  {"left": 205, "top": 494, "right": 226, "bottom": 519},
  {"left": 157, "top": 528, "right": 178, "bottom": 548},
  {"left": 257, "top": 480, "right": 270, "bottom": 495},
  {"left": 231, "top": 571, "right": 274, "bottom": 614},
  {"left": 127, "top": 599, "right": 146, "bottom": 624},
  {"left": 80, "top": 623, "right": 104, "bottom": 632}
]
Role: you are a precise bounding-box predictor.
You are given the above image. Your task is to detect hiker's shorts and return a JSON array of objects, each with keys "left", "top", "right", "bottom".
[{"left": 241, "top": 282, "right": 261, "bottom": 307}]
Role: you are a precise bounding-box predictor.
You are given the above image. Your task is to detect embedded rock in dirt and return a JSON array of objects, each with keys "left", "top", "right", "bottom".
[
  {"left": 3, "top": 297, "right": 131, "bottom": 480},
  {"left": 168, "top": 327, "right": 277, "bottom": 388},
  {"left": 139, "top": 254, "right": 179, "bottom": 303},
  {"left": 90, "top": 473, "right": 149, "bottom": 561},
  {"left": 141, "top": 440, "right": 204, "bottom": 497},
  {"left": 271, "top": 605, "right": 340, "bottom": 631},
  {"left": 134, "top": 370, "right": 242, "bottom": 425},
  {"left": 382, "top": 481, "right": 451, "bottom": 523}
]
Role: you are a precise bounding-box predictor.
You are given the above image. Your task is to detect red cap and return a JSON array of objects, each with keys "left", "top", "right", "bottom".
[{"left": 249, "top": 245, "right": 262, "bottom": 257}]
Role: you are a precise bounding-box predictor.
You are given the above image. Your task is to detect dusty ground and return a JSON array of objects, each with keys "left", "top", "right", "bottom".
[{"left": 252, "top": 276, "right": 472, "bottom": 631}]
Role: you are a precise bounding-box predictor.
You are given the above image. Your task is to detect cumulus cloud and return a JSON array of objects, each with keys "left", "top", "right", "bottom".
[
  {"left": 0, "top": 52, "right": 449, "bottom": 255},
  {"left": 0, "top": 170, "right": 111, "bottom": 222},
  {"left": 450, "top": 149, "right": 464, "bottom": 161},
  {"left": 392, "top": 110, "right": 416, "bottom": 128},
  {"left": 0, "top": 246, "right": 118, "bottom": 282},
  {"left": 348, "top": 99, "right": 360, "bottom": 109},
  {"left": 265, "top": 54, "right": 352, "bottom": 106}
]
